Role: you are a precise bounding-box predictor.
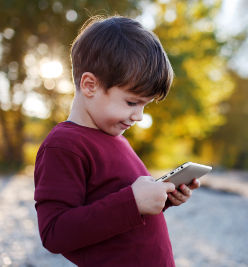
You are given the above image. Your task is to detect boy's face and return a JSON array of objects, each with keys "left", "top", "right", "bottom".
[{"left": 86, "top": 85, "right": 154, "bottom": 136}]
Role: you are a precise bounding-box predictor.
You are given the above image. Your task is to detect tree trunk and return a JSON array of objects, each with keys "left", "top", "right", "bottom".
[{"left": 0, "top": 108, "right": 24, "bottom": 171}]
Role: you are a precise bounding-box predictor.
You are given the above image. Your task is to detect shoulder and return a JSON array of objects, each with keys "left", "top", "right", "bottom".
[
  {"left": 38, "top": 122, "right": 128, "bottom": 157},
  {"left": 39, "top": 122, "right": 99, "bottom": 157},
  {"left": 44, "top": 122, "right": 85, "bottom": 144}
]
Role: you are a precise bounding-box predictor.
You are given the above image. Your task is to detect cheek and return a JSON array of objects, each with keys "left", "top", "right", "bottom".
[
  {"left": 96, "top": 107, "right": 118, "bottom": 125},
  {"left": 106, "top": 104, "right": 129, "bottom": 119}
]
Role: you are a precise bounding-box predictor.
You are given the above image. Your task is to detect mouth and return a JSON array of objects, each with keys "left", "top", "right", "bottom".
[{"left": 120, "top": 122, "right": 133, "bottom": 130}]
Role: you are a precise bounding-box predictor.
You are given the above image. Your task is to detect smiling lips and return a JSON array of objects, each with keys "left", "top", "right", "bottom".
[{"left": 120, "top": 122, "right": 134, "bottom": 129}]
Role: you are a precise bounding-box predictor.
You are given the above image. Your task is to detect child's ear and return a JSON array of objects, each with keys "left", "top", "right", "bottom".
[{"left": 80, "top": 72, "right": 98, "bottom": 97}]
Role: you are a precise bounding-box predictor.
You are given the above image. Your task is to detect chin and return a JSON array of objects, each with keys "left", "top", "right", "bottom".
[
  {"left": 112, "top": 130, "right": 125, "bottom": 136},
  {"left": 101, "top": 128, "right": 124, "bottom": 136},
  {"left": 100, "top": 124, "right": 127, "bottom": 136}
]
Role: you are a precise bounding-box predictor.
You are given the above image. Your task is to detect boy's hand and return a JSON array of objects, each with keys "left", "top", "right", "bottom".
[
  {"left": 131, "top": 176, "right": 175, "bottom": 215},
  {"left": 167, "top": 178, "right": 200, "bottom": 206}
]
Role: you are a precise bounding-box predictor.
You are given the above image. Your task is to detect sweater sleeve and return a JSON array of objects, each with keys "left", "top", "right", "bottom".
[{"left": 34, "top": 147, "right": 145, "bottom": 254}]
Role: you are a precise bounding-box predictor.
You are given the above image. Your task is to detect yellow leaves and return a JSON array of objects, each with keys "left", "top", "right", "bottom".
[
  {"left": 132, "top": 1, "right": 236, "bottom": 169},
  {"left": 189, "top": 1, "right": 209, "bottom": 20},
  {"left": 152, "top": 133, "right": 194, "bottom": 168},
  {"left": 182, "top": 56, "right": 234, "bottom": 108},
  {"left": 161, "top": 111, "right": 215, "bottom": 139},
  {"left": 176, "top": 114, "right": 204, "bottom": 137},
  {"left": 179, "top": 55, "right": 234, "bottom": 137},
  {"left": 23, "top": 143, "right": 39, "bottom": 166},
  {"left": 132, "top": 124, "right": 153, "bottom": 142}
]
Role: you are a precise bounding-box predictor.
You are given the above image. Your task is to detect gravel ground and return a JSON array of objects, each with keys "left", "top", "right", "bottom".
[{"left": 0, "top": 171, "right": 248, "bottom": 267}]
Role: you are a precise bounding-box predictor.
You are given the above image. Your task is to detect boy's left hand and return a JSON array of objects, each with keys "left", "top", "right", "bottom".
[{"left": 167, "top": 178, "right": 200, "bottom": 206}]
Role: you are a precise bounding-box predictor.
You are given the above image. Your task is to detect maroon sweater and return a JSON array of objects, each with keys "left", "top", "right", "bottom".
[{"left": 34, "top": 122, "right": 175, "bottom": 267}]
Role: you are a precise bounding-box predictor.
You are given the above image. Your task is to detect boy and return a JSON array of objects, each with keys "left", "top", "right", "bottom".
[{"left": 34, "top": 16, "right": 200, "bottom": 266}]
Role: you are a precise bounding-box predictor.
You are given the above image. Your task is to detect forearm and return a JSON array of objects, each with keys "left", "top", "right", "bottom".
[{"left": 36, "top": 186, "right": 145, "bottom": 253}]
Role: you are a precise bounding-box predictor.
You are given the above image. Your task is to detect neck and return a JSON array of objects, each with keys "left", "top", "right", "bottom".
[{"left": 67, "top": 90, "right": 96, "bottom": 128}]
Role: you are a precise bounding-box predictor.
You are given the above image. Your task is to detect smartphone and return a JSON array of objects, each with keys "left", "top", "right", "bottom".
[{"left": 155, "top": 162, "right": 212, "bottom": 188}]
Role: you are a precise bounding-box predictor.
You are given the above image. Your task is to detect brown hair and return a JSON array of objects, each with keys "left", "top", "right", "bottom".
[{"left": 71, "top": 16, "right": 173, "bottom": 101}]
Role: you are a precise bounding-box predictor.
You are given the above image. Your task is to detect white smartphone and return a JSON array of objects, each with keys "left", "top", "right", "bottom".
[{"left": 155, "top": 162, "right": 212, "bottom": 188}]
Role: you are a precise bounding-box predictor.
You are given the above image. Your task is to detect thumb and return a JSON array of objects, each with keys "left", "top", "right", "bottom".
[{"left": 163, "top": 182, "right": 175, "bottom": 193}]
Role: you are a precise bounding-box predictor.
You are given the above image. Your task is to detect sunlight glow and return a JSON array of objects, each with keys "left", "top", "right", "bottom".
[
  {"left": 164, "top": 9, "right": 177, "bottom": 23},
  {"left": 137, "top": 113, "right": 153, "bottom": 129},
  {"left": 3, "top": 28, "right": 15, "bottom": 39},
  {"left": 40, "top": 59, "right": 63, "bottom": 78},
  {"left": 57, "top": 79, "right": 74, "bottom": 94},
  {"left": 66, "top": 10, "right": 78, "bottom": 22},
  {"left": 23, "top": 93, "right": 49, "bottom": 119},
  {"left": 136, "top": 3, "right": 157, "bottom": 30},
  {"left": 0, "top": 72, "right": 10, "bottom": 110}
]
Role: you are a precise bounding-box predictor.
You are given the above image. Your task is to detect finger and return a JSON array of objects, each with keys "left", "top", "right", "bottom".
[
  {"left": 163, "top": 182, "right": 175, "bottom": 193},
  {"left": 171, "top": 189, "right": 188, "bottom": 202},
  {"left": 167, "top": 193, "right": 182, "bottom": 206},
  {"left": 188, "top": 178, "right": 200, "bottom": 190},
  {"left": 142, "top": 176, "right": 155, "bottom": 182},
  {"left": 148, "top": 176, "right": 155, "bottom": 181},
  {"left": 179, "top": 184, "right": 192, "bottom": 197}
]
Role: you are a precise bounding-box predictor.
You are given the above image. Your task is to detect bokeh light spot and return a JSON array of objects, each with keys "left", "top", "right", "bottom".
[
  {"left": 40, "top": 59, "right": 63, "bottom": 78},
  {"left": 137, "top": 113, "right": 153, "bottom": 129}
]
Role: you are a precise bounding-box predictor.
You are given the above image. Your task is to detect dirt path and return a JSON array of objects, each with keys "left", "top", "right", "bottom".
[
  {"left": 166, "top": 187, "right": 248, "bottom": 267},
  {"left": 0, "top": 172, "right": 247, "bottom": 267}
]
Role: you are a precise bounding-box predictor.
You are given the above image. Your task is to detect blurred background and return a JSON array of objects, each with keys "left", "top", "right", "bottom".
[
  {"left": 0, "top": 0, "right": 248, "bottom": 267},
  {"left": 0, "top": 0, "right": 248, "bottom": 172}
]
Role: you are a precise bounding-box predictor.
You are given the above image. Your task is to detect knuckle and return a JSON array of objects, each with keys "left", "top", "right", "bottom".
[
  {"left": 157, "top": 194, "right": 167, "bottom": 203},
  {"left": 179, "top": 195, "right": 184, "bottom": 202}
]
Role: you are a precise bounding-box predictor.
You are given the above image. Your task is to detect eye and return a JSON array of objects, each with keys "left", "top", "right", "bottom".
[{"left": 126, "top": 101, "right": 137, "bottom": 107}]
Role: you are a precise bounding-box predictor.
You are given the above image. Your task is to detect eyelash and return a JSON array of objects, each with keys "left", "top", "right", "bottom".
[{"left": 126, "top": 101, "right": 137, "bottom": 107}]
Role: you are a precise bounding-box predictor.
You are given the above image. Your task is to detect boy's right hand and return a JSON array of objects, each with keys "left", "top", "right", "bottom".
[{"left": 131, "top": 176, "right": 175, "bottom": 215}]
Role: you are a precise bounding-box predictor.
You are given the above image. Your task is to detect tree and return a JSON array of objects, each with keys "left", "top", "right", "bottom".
[
  {"left": 193, "top": 0, "right": 248, "bottom": 169},
  {"left": 0, "top": 0, "right": 239, "bottom": 172},
  {"left": 0, "top": 0, "right": 141, "bottom": 171},
  {"left": 198, "top": 73, "right": 248, "bottom": 169},
  {"left": 125, "top": 0, "right": 234, "bottom": 169}
]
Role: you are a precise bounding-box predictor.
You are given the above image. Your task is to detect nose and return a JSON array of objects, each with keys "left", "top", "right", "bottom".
[{"left": 131, "top": 107, "right": 144, "bottom": 122}]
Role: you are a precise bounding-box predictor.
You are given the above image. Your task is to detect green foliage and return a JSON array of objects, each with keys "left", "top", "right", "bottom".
[
  {"left": 126, "top": 0, "right": 234, "bottom": 169},
  {"left": 1, "top": 0, "right": 245, "bottom": 172},
  {"left": 198, "top": 73, "right": 248, "bottom": 169}
]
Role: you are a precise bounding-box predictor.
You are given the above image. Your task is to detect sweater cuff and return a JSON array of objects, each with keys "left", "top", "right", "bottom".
[
  {"left": 117, "top": 186, "right": 146, "bottom": 227},
  {"left": 163, "top": 199, "right": 173, "bottom": 212}
]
